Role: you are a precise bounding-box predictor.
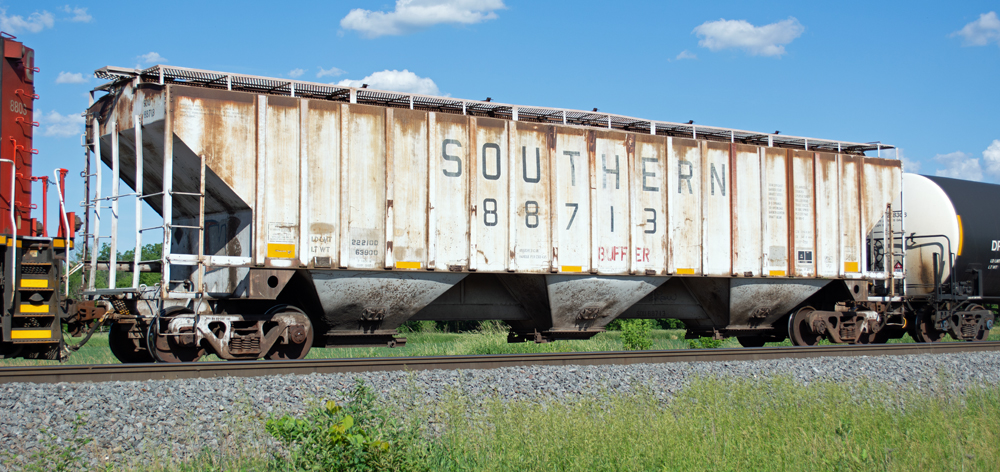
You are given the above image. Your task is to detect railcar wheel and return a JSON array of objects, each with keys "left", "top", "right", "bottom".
[
  {"left": 913, "top": 311, "right": 946, "bottom": 343},
  {"left": 788, "top": 307, "right": 824, "bottom": 346},
  {"left": 149, "top": 307, "right": 206, "bottom": 363},
  {"left": 108, "top": 322, "right": 154, "bottom": 364},
  {"left": 974, "top": 324, "right": 991, "bottom": 341},
  {"left": 970, "top": 305, "right": 992, "bottom": 341},
  {"left": 265, "top": 306, "right": 314, "bottom": 360},
  {"left": 737, "top": 336, "right": 766, "bottom": 348}
]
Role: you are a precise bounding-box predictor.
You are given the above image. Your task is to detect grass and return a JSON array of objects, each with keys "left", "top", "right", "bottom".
[
  {"left": 97, "top": 376, "right": 1000, "bottom": 471},
  {"left": 3, "top": 326, "right": 999, "bottom": 367},
  {"left": 429, "top": 377, "right": 1000, "bottom": 471}
]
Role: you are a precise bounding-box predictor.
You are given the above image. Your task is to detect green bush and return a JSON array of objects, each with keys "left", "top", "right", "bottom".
[
  {"left": 620, "top": 319, "right": 654, "bottom": 350},
  {"left": 399, "top": 320, "right": 438, "bottom": 333},
  {"left": 688, "top": 336, "right": 724, "bottom": 349},
  {"left": 608, "top": 318, "right": 683, "bottom": 331},
  {"left": 657, "top": 318, "right": 685, "bottom": 329},
  {"left": 265, "top": 380, "right": 422, "bottom": 471}
]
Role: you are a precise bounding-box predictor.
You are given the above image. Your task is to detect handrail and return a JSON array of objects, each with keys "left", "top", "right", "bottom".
[
  {"left": 1, "top": 157, "right": 16, "bottom": 306},
  {"left": 54, "top": 169, "right": 73, "bottom": 297},
  {"left": 906, "top": 233, "right": 955, "bottom": 297},
  {"left": 29, "top": 175, "right": 49, "bottom": 237},
  {"left": 15, "top": 117, "right": 40, "bottom": 127}
]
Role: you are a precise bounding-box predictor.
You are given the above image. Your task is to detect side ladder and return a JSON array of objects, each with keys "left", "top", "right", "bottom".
[{"left": 83, "top": 111, "right": 207, "bottom": 301}]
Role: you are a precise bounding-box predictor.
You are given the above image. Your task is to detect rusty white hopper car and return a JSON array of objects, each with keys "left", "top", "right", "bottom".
[{"left": 80, "top": 65, "right": 906, "bottom": 362}]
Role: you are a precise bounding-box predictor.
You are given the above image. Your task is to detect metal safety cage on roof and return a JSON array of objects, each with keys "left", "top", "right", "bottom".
[
  {"left": 356, "top": 89, "right": 410, "bottom": 108},
  {"left": 411, "top": 96, "right": 465, "bottom": 114},
  {"left": 293, "top": 82, "right": 351, "bottom": 100},
  {"left": 92, "top": 64, "right": 894, "bottom": 156}
]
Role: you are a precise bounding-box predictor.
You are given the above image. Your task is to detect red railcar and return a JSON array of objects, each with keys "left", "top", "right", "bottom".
[{"left": 0, "top": 34, "right": 77, "bottom": 359}]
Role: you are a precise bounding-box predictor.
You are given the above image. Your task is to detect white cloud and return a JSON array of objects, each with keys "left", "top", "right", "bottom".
[
  {"left": 55, "top": 71, "right": 87, "bottom": 84},
  {"left": 138, "top": 52, "right": 167, "bottom": 64},
  {"left": 952, "top": 11, "right": 1000, "bottom": 47},
  {"left": 62, "top": 6, "right": 92, "bottom": 23},
  {"left": 317, "top": 66, "right": 346, "bottom": 78},
  {"left": 928, "top": 141, "right": 1000, "bottom": 182},
  {"left": 982, "top": 139, "right": 1000, "bottom": 178},
  {"left": 675, "top": 50, "right": 697, "bottom": 60},
  {"left": 40, "top": 110, "right": 85, "bottom": 138},
  {"left": 934, "top": 151, "right": 982, "bottom": 181},
  {"left": 0, "top": 9, "right": 55, "bottom": 34},
  {"left": 337, "top": 69, "right": 440, "bottom": 95},
  {"left": 693, "top": 17, "right": 804, "bottom": 57},
  {"left": 341, "top": 0, "right": 505, "bottom": 38},
  {"left": 289, "top": 68, "right": 305, "bottom": 78}
]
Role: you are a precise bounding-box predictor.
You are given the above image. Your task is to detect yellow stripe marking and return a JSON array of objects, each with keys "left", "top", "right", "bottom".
[
  {"left": 561, "top": 265, "right": 582, "bottom": 273},
  {"left": 19, "top": 304, "right": 49, "bottom": 313},
  {"left": 0, "top": 236, "right": 6, "bottom": 245},
  {"left": 396, "top": 261, "right": 421, "bottom": 269},
  {"left": 20, "top": 279, "right": 47, "bottom": 288},
  {"left": 844, "top": 262, "right": 859, "bottom": 273},
  {"left": 769, "top": 270, "right": 786, "bottom": 277},
  {"left": 53, "top": 239, "right": 65, "bottom": 248},
  {"left": 676, "top": 268, "right": 696, "bottom": 275},
  {"left": 266, "top": 243, "right": 296, "bottom": 259},
  {"left": 11, "top": 329, "right": 52, "bottom": 339},
  {"left": 956, "top": 215, "right": 963, "bottom": 257}
]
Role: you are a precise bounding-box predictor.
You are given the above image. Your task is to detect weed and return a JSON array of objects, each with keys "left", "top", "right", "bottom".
[
  {"left": 621, "top": 319, "right": 654, "bottom": 350},
  {"left": 265, "top": 379, "right": 430, "bottom": 471},
  {"left": 688, "top": 336, "right": 724, "bottom": 349}
]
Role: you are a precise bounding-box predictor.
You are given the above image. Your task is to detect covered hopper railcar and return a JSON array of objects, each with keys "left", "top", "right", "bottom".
[{"left": 59, "top": 64, "right": 915, "bottom": 362}]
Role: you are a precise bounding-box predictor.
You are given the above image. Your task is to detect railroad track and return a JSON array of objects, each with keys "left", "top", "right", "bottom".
[{"left": 2, "top": 341, "right": 999, "bottom": 384}]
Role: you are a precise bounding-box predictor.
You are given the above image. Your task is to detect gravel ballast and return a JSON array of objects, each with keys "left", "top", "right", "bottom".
[{"left": 2, "top": 351, "right": 999, "bottom": 469}]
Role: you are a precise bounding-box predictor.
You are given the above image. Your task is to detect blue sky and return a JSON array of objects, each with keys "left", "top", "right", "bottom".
[{"left": 6, "top": 1, "right": 1000, "bottom": 234}]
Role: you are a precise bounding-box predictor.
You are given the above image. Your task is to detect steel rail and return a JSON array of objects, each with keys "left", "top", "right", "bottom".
[{"left": 2, "top": 341, "right": 999, "bottom": 385}]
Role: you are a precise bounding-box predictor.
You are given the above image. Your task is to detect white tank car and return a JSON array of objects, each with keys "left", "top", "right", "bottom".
[{"left": 887, "top": 174, "right": 998, "bottom": 342}]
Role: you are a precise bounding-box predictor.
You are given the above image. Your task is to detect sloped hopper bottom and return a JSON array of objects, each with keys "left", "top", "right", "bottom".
[
  {"left": 486, "top": 274, "right": 667, "bottom": 341},
  {"left": 544, "top": 275, "right": 667, "bottom": 332},
  {"left": 620, "top": 277, "right": 830, "bottom": 334},
  {"left": 311, "top": 271, "right": 467, "bottom": 345}
]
